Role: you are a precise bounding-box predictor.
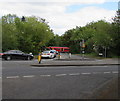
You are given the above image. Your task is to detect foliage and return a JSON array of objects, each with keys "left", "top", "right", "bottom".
[
  {"left": 46, "top": 34, "right": 62, "bottom": 47},
  {"left": 2, "top": 14, "right": 54, "bottom": 54},
  {"left": 61, "top": 17, "right": 119, "bottom": 57},
  {"left": 1, "top": 10, "right": 119, "bottom": 57},
  {"left": 2, "top": 14, "right": 18, "bottom": 52}
]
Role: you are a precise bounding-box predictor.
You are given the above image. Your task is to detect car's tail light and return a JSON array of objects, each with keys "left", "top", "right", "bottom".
[
  {"left": 0, "top": 53, "right": 4, "bottom": 55},
  {"left": 47, "top": 53, "right": 50, "bottom": 55}
]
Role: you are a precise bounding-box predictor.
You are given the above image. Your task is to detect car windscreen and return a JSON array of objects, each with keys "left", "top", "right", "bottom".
[
  {"left": 4, "top": 50, "right": 16, "bottom": 53},
  {"left": 42, "top": 51, "right": 50, "bottom": 53}
]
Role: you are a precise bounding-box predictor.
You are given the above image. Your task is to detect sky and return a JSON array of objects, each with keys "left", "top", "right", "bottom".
[{"left": 0, "top": 0, "right": 119, "bottom": 35}]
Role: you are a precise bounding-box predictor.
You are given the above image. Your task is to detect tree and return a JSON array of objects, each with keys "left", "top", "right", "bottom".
[
  {"left": 15, "top": 16, "right": 54, "bottom": 54},
  {"left": 2, "top": 14, "right": 54, "bottom": 54},
  {"left": 46, "top": 34, "right": 62, "bottom": 47},
  {"left": 2, "top": 14, "right": 18, "bottom": 52},
  {"left": 110, "top": 9, "right": 120, "bottom": 56}
]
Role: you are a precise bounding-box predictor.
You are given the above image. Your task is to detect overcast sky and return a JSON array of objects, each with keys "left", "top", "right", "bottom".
[{"left": 0, "top": 0, "right": 119, "bottom": 35}]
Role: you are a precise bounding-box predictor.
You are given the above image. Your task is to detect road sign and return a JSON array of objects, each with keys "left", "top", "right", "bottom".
[{"left": 82, "top": 43, "right": 85, "bottom": 48}]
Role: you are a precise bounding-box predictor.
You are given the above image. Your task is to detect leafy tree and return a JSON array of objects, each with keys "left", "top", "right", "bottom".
[
  {"left": 110, "top": 10, "right": 120, "bottom": 56},
  {"left": 2, "top": 14, "right": 54, "bottom": 54},
  {"left": 2, "top": 14, "right": 18, "bottom": 52},
  {"left": 46, "top": 34, "right": 62, "bottom": 47},
  {"left": 15, "top": 16, "right": 54, "bottom": 54}
]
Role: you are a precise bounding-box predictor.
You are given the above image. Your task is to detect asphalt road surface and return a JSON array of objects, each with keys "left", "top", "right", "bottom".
[{"left": 2, "top": 59, "right": 118, "bottom": 99}]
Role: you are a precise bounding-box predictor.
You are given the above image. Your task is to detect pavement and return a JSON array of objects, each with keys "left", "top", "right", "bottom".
[{"left": 31, "top": 54, "right": 120, "bottom": 67}]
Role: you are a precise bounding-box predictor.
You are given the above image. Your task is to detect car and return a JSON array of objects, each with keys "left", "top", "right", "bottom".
[
  {"left": 2, "top": 50, "right": 34, "bottom": 60},
  {"left": 41, "top": 50, "right": 55, "bottom": 59},
  {"left": 0, "top": 53, "right": 4, "bottom": 58},
  {"left": 50, "top": 50, "right": 58, "bottom": 58}
]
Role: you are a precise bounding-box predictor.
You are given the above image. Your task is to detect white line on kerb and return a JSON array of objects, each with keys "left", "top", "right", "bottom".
[
  {"left": 6, "top": 76, "right": 19, "bottom": 79},
  {"left": 69, "top": 73, "right": 80, "bottom": 76},
  {"left": 104, "top": 72, "right": 111, "bottom": 74},
  {"left": 23, "top": 75, "right": 35, "bottom": 78},
  {"left": 56, "top": 74, "right": 67, "bottom": 76},
  {"left": 81, "top": 73, "right": 91, "bottom": 75},
  {"left": 40, "top": 75, "right": 51, "bottom": 77}
]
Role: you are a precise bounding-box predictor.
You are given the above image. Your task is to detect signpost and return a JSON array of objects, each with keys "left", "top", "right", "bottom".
[{"left": 80, "top": 39, "right": 85, "bottom": 60}]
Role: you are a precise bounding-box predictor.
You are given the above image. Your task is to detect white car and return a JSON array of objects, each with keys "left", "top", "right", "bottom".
[
  {"left": 50, "top": 50, "right": 58, "bottom": 57},
  {"left": 41, "top": 50, "right": 55, "bottom": 58}
]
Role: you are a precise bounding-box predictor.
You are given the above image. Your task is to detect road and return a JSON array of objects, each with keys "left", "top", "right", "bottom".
[{"left": 2, "top": 59, "right": 118, "bottom": 99}]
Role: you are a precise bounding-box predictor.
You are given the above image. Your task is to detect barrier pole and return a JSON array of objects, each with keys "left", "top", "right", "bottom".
[
  {"left": 38, "top": 52, "right": 42, "bottom": 64},
  {"left": 58, "top": 52, "right": 61, "bottom": 59}
]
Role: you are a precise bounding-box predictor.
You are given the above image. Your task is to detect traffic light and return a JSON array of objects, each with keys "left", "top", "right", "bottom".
[{"left": 21, "top": 16, "right": 25, "bottom": 21}]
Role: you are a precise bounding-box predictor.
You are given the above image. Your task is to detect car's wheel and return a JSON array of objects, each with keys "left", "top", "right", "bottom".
[
  {"left": 6, "top": 56, "right": 11, "bottom": 60},
  {"left": 27, "top": 56, "right": 31, "bottom": 60},
  {"left": 50, "top": 55, "right": 53, "bottom": 59}
]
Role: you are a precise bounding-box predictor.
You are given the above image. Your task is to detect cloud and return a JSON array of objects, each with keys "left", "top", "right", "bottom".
[
  {"left": 49, "top": 6, "right": 115, "bottom": 35},
  {"left": 1, "top": 0, "right": 119, "bottom": 3},
  {"left": 0, "top": 1, "right": 117, "bottom": 35}
]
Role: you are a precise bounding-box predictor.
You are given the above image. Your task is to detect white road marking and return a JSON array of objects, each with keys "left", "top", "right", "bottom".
[
  {"left": 40, "top": 75, "right": 51, "bottom": 77},
  {"left": 56, "top": 74, "right": 67, "bottom": 76},
  {"left": 6, "top": 76, "right": 19, "bottom": 79},
  {"left": 81, "top": 73, "right": 91, "bottom": 75},
  {"left": 104, "top": 72, "right": 111, "bottom": 74},
  {"left": 112, "top": 71, "right": 118, "bottom": 74},
  {"left": 93, "top": 72, "right": 101, "bottom": 74},
  {"left": 69, "top": 73, "right": 80, "bottom": 76},
  {"left": 5, "top": 70, "right": 118, "bottom": 79},
  {"left": 23, "top": 75, "right": 35, "bottom": 78}
]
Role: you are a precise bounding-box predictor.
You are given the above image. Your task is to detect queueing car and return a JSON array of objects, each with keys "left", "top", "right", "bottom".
[
  {"left": 50, "top": 50, "right": 58, "bottom": 57},
  {"left": 1, "top": 50, "right": 34, "bottom": 60},
  {"left": 41, "top": 50, "right": 56, "bottom": 59}
]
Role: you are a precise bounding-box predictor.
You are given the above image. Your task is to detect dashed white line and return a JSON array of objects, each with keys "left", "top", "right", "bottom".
[
  {"left": 40, "top": 75, "right": 51, "bottom": 77},
  {"left": 23, "top": 75, "right": 35, "bottom": 78},
  {"left": 5, "top": 70, "right": 118, "bottom": 79},
  {"left": 93, "top": 72, "right": 101, "bottom": 74},
  {"left": 56, "top": 74, "right": 67, "bottom": 76},
  {"left": 69, "top": 73, "right": 80, "bottom": 76},
  {"left": 6, "top": 76, "right": 19, "bottom": 79},
  {"left": 104, "top": 72, "right": 111, "bottom": 74},
  {"left": 112, "top": 71, "right": 118, "bottom": 74},
  {"left": 81, "top": 73, "right": 91, "bottom": 75}
]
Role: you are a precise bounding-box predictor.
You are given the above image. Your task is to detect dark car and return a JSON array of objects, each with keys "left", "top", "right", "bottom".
[{"left": 2, "top": 50, "right": 34, "bottom": 60}]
